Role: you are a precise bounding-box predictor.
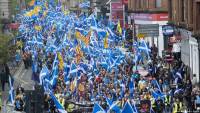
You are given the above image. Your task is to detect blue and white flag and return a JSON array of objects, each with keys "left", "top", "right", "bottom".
[
  {"left": 50, "top": 92, "right": 67, "bottom": 113},
  {"left": 92, "top": 103, "right": 106, "bottom": 113},
  {"left": 121, "top": 101, "right": 135, "bottom": 113},
  {"left": 39, "top": 65, "right": 49, "bottom": 85},
  {"left": 8, "top": 76, "right": 15, "bottom": 104},
  {"left": 107, "top": 101, "right": 121, "bottom": 113}
]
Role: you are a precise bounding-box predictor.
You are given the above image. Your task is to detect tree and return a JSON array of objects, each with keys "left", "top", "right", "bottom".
[{"left": 0, "top": 33, "right": 13, "bottom": 64}]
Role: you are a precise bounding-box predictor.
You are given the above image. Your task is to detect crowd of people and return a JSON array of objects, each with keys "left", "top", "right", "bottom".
[{"left": 8, "top": 1, "right": 200, "bottom": 113}]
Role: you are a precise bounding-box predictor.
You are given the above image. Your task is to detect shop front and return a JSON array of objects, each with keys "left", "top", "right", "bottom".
[
  {"left": 180, "top": 29, "right": 199, "bottom": 84},
  {"left": 129, "top": 13, "right": 168, "bottom": 57}
]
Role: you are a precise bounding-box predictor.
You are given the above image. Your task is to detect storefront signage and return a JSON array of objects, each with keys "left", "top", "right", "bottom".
[
  {"left": 121, "top": 0, "right": 128, "bottom": 4},
  {"left": 132, "top": 13, "right": 168, "bottom": 21},
  {"left": 162, "top": 25, "right": 174, "bottom": 36},
  {"left": 111, "top": 2, "right": 123, "bottom": 26},
  {"left": 138, "top": 24, "right": 159, "bottom": 37}
]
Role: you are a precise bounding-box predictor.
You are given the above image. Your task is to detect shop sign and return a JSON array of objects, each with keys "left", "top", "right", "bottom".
[
  {"left": 162, "top": 25, "right": 174, "bottom": 36},
  {"left": 132, "top": 13, "right": 168, "bottom": 21}
]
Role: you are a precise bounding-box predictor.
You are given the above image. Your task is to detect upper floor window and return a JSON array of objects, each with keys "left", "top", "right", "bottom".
[{"left": 156, "top": 0, "right": 162, "bottom": 8}]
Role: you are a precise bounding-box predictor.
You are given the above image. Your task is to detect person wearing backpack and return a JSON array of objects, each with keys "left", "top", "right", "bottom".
[{"left": 14, "top": 95, "right": 24, "bottom": 111}]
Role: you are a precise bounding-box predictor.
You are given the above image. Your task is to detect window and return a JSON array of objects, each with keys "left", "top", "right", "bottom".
[
  {"left": 169, "top": 0, "right": 172, "bottom": 19},
  {"left": 181, "top": 0, "right": 184, "bottom": 21},
  {"left": 156, "top": 0, "right": 162, "bottom": 8}
]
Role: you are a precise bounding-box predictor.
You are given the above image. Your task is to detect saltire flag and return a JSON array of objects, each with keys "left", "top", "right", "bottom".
[
  {"left": 63, "top": 63, "right": 70, "bottom": 83},
  {"left": 49, "top": 92, "right": 67, "bottom": 113},
  {"left": 69, "top": 61, "right": 78, "bottom": 77},
  {"left": 107, "top": 100, "right": 121, "bottom": 113},
  {"left": 106, "top": 97, "right": 113, "bottom": 107},
  {"left": 151, "top": 90, "right": 165, "bottom": 101},
  {"left": 8, "top": 76, "right": 15, "bottom": 104},
  {"left": 92, "top": 103, "right": 106, "bottom": 113},
  {"left": 50, "top": 54, "right": 59, "bottom": 88},
  {"left": 120, "top": 81, "right": 126, "bottom": 98},
  {"left": 138, "top": 39, "right": 151, "bottom": 59},
  {"left": 117, "top": 20, "right": 122, "bottom": 35},
  {"left": 121, "top": 101, "right": 135, "bottom": 113},
  {"left": 39, "top": 65, "right": 49, "bottom": 85},
  {"left": 129, "top": 77, "right": 135, "bottom": 98}
]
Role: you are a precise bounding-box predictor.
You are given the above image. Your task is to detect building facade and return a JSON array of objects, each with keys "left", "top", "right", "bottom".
[
  {"left": 128, "top": 0, "right": 168, "bottom": 57},
  {"left": 168, "top": 0, "right": 200, "bottom": 84},
  {"left": 0, "top": 0, "right": 11, "bottom": 19}
]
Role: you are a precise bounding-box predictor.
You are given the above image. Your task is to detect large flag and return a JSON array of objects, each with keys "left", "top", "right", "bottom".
[
  {"left": 121, "top": 101, "right": 135, "bottom": 113},
  {"left": 50, "top": 92, "right": 67, "bottom": 113},
  {"left": 138, "top": 39, "right": 151, "bottom": 59},
  {"left": 117, "top": 20, "right": 122, "bottom": 35},
  {"left": 107, "top": 100, "right": 121, "bottom": 113},
  {"left": 8, "top": 76, "right": 14, "bottom": 104},
  {"left": 39, "top": 65, "right": 49, "bottom": 85},
  {"left": 92, "top": 103, "right": 106, "bottom": 113},
  {"left": 50, "top": 54, "right": 59, "bottom": 88}
]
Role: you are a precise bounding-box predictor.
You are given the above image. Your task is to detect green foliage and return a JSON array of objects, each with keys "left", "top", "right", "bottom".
[
  {"left": 0, "top": 33, "right": 12, "bottom": 64},
  {"left": 10, "top": 0, "right": 19, "bottom": 15}
]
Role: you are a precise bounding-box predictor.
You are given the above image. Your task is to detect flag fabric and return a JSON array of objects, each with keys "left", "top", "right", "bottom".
[
  {"left": 50, "top": 92, "right": 67, "bottom": 113},
  {"left": 107, "top": 101, "right": 121, "bottom": 113},
  {"left": 138, "top": 39, "right": 151, "bottom": 59},
  {"left": 58, "top": 52, "right": 64, "bottom": 70},
  {"left": 92, "top": 103, "right": 106, "bottom": 113},
  {"left": 117, "top": 20, "right": 122, "bottom": 35},
  {"left": 75, "top": 44, "right": 83, "bottom": 64},
  {"left": 50, "top": 54, "right": 59, "bottom": 88},
  {"left": 8, "top": 76, "right": 15, "bottom": 104},
  {"left": 104, "top": 32, "right": 109, "bottom": 48},
  {"left": 121, "top": 101, "right": 135, "bottom": 113},
  {"left": 34, "top": 25, "right": 42, "bottom": 31},
  {"left": 39, "top": 65, "right": 49, "bottom": 85},
  {"left": 106, "top": 97, "right": 113, "bottom": 107}
]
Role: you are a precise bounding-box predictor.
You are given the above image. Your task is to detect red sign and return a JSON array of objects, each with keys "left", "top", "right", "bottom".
[
  {"left": 111, "top": 2, "right": 124, "bottom": 26},
  {"left": 111, "top": 2, "right": 123, "bottom": 10},
  {"left": 132, "top": 13, "right": 168, "bottom": 21},
  {"left": 121, "top": 0, "right": 128, "bottom": 4}
]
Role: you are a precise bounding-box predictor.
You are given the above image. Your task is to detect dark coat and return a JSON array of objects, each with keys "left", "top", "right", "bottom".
[{"left": 0, "top": 70, "right": 8, "bottom": 82}]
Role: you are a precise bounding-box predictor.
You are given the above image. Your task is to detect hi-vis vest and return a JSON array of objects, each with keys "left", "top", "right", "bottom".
[
  {"left": 151, "top": 98, "right": 156, "bottom": 108},
  {"left": 173, "top": 102, "right": 182, "bottom": 113},
  {"left": 165, "top": 95, "right": 170, "bottom": 106}
]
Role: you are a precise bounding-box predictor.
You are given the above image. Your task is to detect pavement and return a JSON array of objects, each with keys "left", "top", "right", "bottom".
[{"left": 1, "top": 62, "right": 35, "bottom": 113}]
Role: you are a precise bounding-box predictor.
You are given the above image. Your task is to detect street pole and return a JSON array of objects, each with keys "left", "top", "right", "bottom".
[
  {"left": 123, "top": 4, "right": 125, "bottom": 28},
  {"left": 109, "top": 1, "right": 112, "bottom": 21}
]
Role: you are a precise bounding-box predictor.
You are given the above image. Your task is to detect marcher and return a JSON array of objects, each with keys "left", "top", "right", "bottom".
[{"left": 0, "top": 69, "right": 8, "bottom": 91}]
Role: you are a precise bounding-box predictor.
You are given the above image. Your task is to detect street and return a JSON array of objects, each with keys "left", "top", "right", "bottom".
[
  {"left": 1, "top": 62, "right": 34, "bottom": 113},
  {"left": 0, "top": 0, "right": 200, "bottom": 113}
]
